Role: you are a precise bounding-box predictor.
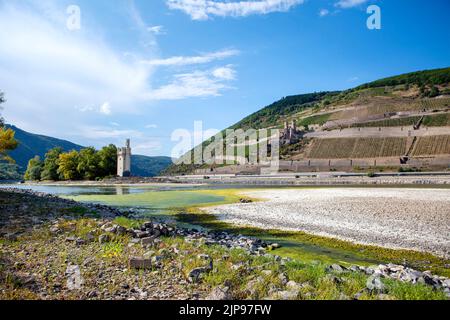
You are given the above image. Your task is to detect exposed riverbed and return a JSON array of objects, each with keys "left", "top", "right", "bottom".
[{"left": 205, "top": 188, "right": 450, "bottom": 258}]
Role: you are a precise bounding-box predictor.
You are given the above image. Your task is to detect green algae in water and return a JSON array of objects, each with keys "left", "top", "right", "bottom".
[{"left": 70, "top": 190, "right": 227, "bottom": 214}]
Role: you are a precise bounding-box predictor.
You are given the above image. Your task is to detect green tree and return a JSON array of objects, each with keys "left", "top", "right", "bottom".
[
  {"left": 429, "top": 86, "right": 440, "bottom": 98},
  {"left": 24, "top": 156, "right": 43, "bottom": 181},
  {"left": 57, "top": 150, "right": 80, "bottom": 180},
  {"left": 0, "top": 91, "right": 18, "bottom": 163},
  {"left": 77, "top": 147, "right": 100, "bottom": 180},
  {"left": 98, "top": 144, "right": 117, "bottom": 177},
  {"left": 41, "top": 147, "right": 63, "bottom": 181}
]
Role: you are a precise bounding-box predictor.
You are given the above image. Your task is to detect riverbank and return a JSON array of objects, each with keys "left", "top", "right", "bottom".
[
  {"left": 204, "top": 188, "right": 450, "bottom": 259},
  {"left": 1, "top": 188, "right": 449, "bottom": 300}
]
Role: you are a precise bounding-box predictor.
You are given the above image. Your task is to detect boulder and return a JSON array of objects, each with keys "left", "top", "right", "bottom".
[
  {"left": 188, "top": 267, "right": 209, "bottom": 283},
  {"left": 98, "top": 234, "right": 111, "bottom": 244},
  {"left": 286, "top": 281, "right": 301, "bottom": 292},
  {"left": 366, "top": 275, "right": 386, "bottom": 293},
  {"left": 129, "top": 257, "right": 152, "bottom": 270},
  {"left": 66, "top": 265, "right": 84, "bottom": 290},
  {"left": 327, "top": 264, "right": 346, "bottom": 273},
  {"left": 271, "top": 290, "right": 298, "bottom": 300},
  {"left": 206, "top": 286, "right": 231, "bottom": 300}
]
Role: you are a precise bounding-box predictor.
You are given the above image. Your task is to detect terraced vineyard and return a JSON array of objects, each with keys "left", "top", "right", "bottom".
[
  {"left": 422, "top": 113, "right": 450, "bottom": 126},
  {"left": 308, "top": 138, "right": 356, "bottom": 159},
  {"left": 411, "top": 135, "right": 450, "bottom": 156},
  {"left": 351, "top": 116, "right": 420, "bottom": 128},
  {"left": 308, "top": 137, "right": 407, "bottom": 159},
  {"left": 349, "top": 113, "right": 450, "bottom": 128}
]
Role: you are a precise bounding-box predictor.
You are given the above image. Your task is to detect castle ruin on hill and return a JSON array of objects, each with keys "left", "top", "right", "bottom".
[{"left": 280, "top": 120, "right": 303, "bottom": 145}]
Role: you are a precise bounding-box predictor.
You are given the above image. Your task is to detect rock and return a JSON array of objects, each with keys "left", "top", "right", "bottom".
[
  {"left": 115, "top": 225, "right": 127, "bottom": 235},
  {"left": 442, "top": 279, "right": 450, "bottom": 288},
  {"left": 129, "top": 257, "right": 152, "bottom": 270},
  {"left": 271, "top": 290, "right": 298, "bottom": 300},
  {"left": 66, "top": 265, "right": 84, "bottom": 290},
  {"left": 278, "top": 273, "right": 289, "bottom": 286},
  {"left": 142, "top": 221, "right": 153, "bottom": 229},
  {"left": 366, "top": 275, "right": 386, "bottom": 293},
  {"left": 133, "top": 230, "right": 149, "bottom": 238},
  {"left": 261, "top": 270, "right": 273, "bottom": 276},
  {"left": 141, "top": 237, "right": 156, "bottom": 246},
  {"left": 197, "top": 254, "right": 211, "bottom": 260},
  {"left": 286, "top": 281, "right": 301, "bottom": 292},
  {"left": 151, "top": 255, "right": 164, "bottom": 264},
  {"left": 325, "top": 274, "right": 343, "bottom": 284},
  {"left": 65, "top": 236, "right": 77, "bottom": 242},
  {"left": 85, "top": 232, "right": 96, "bottom": 242},
  {"left": 99, "top": 234, "right": 111, "bottom": 243},
  {"left": 76, "top": 238, "right": 86, "bottom": 246},
  {"left": 245, "top": 277, "right": 264, "bottom": 296},
  {"left": 327, "top": 264, "right": 346, "bottom": 273},
  {"left": 270, "top": 243, "right": 281, "bottom": 249},
  {"left": 206, "top": 286, "right": 231, "bottom": 300},
  {"left": 188, "top": 267, "right": 209, "bottom": 283}
]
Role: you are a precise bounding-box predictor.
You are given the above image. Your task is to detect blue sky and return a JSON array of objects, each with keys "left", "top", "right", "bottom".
[{"left": 1, "top": 0, "right": 449, "bottom": 157}]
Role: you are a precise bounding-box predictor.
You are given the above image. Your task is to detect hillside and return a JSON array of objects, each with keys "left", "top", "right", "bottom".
[
  {"left": 167, "top": 67, "right": 450, "bottom": 175},
  {"left": 2, "top": 125, "right": 172, "bottom": 178}
]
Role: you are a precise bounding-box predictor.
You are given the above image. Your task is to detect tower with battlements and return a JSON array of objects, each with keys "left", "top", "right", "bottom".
[{"left": 117, "top": 139, "right": 132, "bottom": 177}]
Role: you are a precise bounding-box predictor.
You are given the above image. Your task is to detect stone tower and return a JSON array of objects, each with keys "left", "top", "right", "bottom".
[{"left": 117, "top": 139, "right": 131, "bottom": 177}]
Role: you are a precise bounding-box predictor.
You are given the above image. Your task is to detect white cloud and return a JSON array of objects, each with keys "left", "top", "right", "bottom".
[
  {"left": 166, "top": 0, "right": 304, "bottom": 20},
  {"left": 147, "top": 25, "right": 165, "bottom": 35},
  {"left": 78, "top": 126, "right": 144, "bottom": 140},
  {"left": 133, "top": 140, "right": 163, "bottom": 154},
  {"left": 145, "top": 124, "right": 158, "bottom": 129},
  {"left": 149, "top": 67, "right": 235, "bottom": 100},
  {"left": 335, "top": 0, "right": 368, "bottom": 9},
  {"left": 141, "top": 49, "right": 239, "bottom": 67},
  {"left": 319, "top": 9, "right": 329, "bottom": 17},
  {"left": 213, "top": 66, "right": 236, "bottom": 80}
]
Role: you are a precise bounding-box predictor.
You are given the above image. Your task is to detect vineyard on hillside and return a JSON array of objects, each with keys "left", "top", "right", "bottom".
[
  {"left": 411, "top": 136, "right": 450, "bottom": 156},
  {"left": 308, "top": 137, "right": 407, "bottom": 159}
]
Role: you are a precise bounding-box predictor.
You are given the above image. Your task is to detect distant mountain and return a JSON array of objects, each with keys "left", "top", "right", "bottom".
[
  {"left": 5, "top": 125, "right": 84, "bottom": 173},
  {"left": 4, "top": 125, "right": 172, "bottom": 177}
]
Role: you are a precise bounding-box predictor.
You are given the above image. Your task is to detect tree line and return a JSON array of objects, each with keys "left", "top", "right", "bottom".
[
  {"left": 0, "top": 91, "right": 18, "bottom": 166},
  {"left": 25, "top": 145, "right": 118, "bottom": 181}
]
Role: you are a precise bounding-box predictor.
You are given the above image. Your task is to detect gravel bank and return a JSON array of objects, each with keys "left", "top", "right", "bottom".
[{"left": 205, "top": 188, "right": 450, "bottom": 258}]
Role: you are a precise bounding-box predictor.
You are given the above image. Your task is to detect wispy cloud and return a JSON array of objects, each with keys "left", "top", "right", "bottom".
[
  {"left": 212, "top": 66, "right": 236, "bottom": 80},
  {"left": 166, "top": 0, "right": 304, "bottom": 20},
  {"left": 148, "top": 67, "right": 236, "bottom": 100},
  {"left": 147, "top": 25, "right": 166, "bottom": 35},
  {"left": 141, "top": 49, "right": 239, "bottom": 67},
  {"left": 319, "top": 9, "right": 329, "bottom": 17},
  {"left": 335, "top": 0, "right": 368, "bottom": 9}
]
